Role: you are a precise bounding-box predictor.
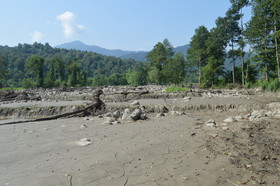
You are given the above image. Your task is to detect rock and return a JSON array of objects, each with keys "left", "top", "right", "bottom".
[
  {"left": 131, "top": 100, "right": 140, "bottom": 105},
  {"left": 140, "top": 113, "right": 147, "bottom": 120},
  {"left": 122, "top": 109, "right": 131, "bottom": 121},
  {"left": 76, "top": 138, "right": 92, "bottom": 146},
  {"left": 235, "top": 115, "right": 243, "bottom": 121},
  {"left": 223, "top": 117, "right": 237, "bottom": 123},
  {"left": 162, "top": 106, "right": 169, "bottom": 113},
  {"left": 205, "top": 119, "right": 217, "bottom": 127},
  {"left": 130, "top": 109, "right": 142, "bottom": 121},
  {"left": 105, "top": 112, "right": 114, "bottom": 118},
  {"left": 112, "top": 121, "right": 121, "bottom": 125},
  {"left": 249, "top": 110, "right": 267, "bottom": 121},
  {"left": 113, "top": 110, "right": 121, "bottom": 118},
  {"left": 80, "top": 124, "right": 88, "bottom": 129},
  {"left": 169, "top": 111, "right": 183, "bottom": 116},
  {"left": 183, "top": 96, "right": 191, "bottom": 101},
  {"left": 156, "top": 113, "right": 165, "bottom": 118}
]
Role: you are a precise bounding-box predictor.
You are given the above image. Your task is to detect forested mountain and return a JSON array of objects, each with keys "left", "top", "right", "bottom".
[
  {"left": 56, "top": 41, "right": 190, "bottom": 62},
  {"left": 0, "top": 43, "right": 141, "bottom": 87},
  {"left": 56, "top": 40, "right": 138, "bottom": 58}
]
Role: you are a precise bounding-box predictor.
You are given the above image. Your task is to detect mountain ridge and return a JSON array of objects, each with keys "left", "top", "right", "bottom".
[{"left": 55, "top": 40, "right": 190, "bottom": 61}]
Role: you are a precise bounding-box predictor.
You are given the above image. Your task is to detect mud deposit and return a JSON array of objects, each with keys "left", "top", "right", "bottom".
[{"left": 0, "top": 87, "right": 280, "bottom": 185}]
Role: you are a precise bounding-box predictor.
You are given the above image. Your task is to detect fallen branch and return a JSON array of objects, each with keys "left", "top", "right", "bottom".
[{"left": 0, "top": 89, "right": 105, "bottom": 126}]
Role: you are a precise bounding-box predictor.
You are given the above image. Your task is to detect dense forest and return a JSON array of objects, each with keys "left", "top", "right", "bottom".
[{"left": 0, "top": 0, "right": 280, "bottom": 91}]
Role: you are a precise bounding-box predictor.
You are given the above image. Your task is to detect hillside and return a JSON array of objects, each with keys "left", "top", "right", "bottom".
[{"left": 0, "top": 43, "right": 141, "bottom": 87}]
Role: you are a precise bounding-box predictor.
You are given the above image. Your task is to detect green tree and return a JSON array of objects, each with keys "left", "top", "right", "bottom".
[
  {"left": 246, "top": 0, "right": 275, "bottom": 81},
  {"left": 0, "top": 54, "right": 6, "bottom": 87},
  {"left": 147, "top": 39, "right": 174, "bottom": 84},
  {"left": 202, "top": 19, "right": 227, "bottom": 87},
  {"left": 92, "top": 74, "right": 107, "bottom": 86},
  {"left": 67, "top": 59, "right": 81, "bottom": 87},
  {"left": 163, "top": 52, "right": 186, "bottom": 84},
  {"left": 187, "top": 25, "right": 209, "bottom": 85},
  {"left": 25, "top": 55, "right": 44, "bottom": 87},
  {"left": 126, "top": 66, "right": 148, "bottom": 86}
]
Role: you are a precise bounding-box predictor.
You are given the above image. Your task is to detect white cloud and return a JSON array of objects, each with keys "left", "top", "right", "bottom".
[
  {"left": 77, "top": 24, "right": 85, "bottom": 31},
  {"left": 31, "top": 31, "right": 44, "bottom": 43},
  {"left": 56, "top": 11, "right": 85, "bottom": 38}
]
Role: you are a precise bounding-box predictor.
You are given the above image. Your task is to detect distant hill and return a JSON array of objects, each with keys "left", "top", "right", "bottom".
[
  {"left": 56, "top": 40, "right": 141, "bottom": 58},
  {"left": 56, "top": 41, "right": 190, "bottom": 62}
]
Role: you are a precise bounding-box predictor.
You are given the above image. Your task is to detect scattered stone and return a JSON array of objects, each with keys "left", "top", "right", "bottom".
[
  {"left": 169, "top": 111, "right": 183, "bottom": 116},
  {"left": 249, "top": 110, "right": 267, "bottom": 121},
  {"left": 80, "top": 124, "right": 88, "bottom": 129},
  {"left": 205, "top": 119, "right": 217, "bottom": 127},
  {"left": 235, "top": 115, "right": 243, "bottom": 121},
  {"left": 162, "top": 106, "right": 169, "bottom": 113},
  {"left": 222, "top": 127, "right": 229, "bottom": 130},
  {"left": 156, "top": 112, "right": 165, "bottom": 118},
  {"left": 76, "top": 138, "right": 92, "bottom": 146},
  {"left": 183, "top": 96, "right": 191, "bottom": 101},
  {"left": 105, "top": 112, "right": 114, "bottom": 118},
  {"left": 113, "top": 110, "right": 121, "bottom": 118},
  {"left": 122, "top": 108, "right": 131, "bottom": 121},
  {"left": 103, "top": 117, "right": 117, "bottom": 125},
  {"left": 223, "top": 117, "right": 237, "bottom": 123},
  {"left": 131, "top": 100, "right": 140, "bottom": 106},
  {"left": 83, "top": 117, "right": 90, "bottom": 121},
  {"left": 130, "top": 109, "right": 142, "bottom": 121},
  {"left": 112, "top": 121, "right": 121, "bottom": 125}
]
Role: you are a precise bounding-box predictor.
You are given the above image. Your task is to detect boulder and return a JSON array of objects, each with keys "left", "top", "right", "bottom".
[
  {"left": 113, "top": 110, "right": 121, "bottom": 118},
  {"left": 122, "top": 109, "right": 131, "bottom": 121},
  {"left": 130, "top": 109, "right": 142, "bottom": 121}
]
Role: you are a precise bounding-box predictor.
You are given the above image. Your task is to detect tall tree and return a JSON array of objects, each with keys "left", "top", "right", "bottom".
[
  {"left": 272, "top": 0, "right": 280, "bottom": 80},
  {"left": 225, "top": 4, "right": 242, "bottom": 84},
  {"left": 187, "top": 25, "right": 209, "bottom": 85},
  {"left": 202, "top": 18, "right": 227, "bottom": 87},
  {"left": 228, "top": 0, "right": 250, "bottom": 85},
  {"left": 25, "top": 55, "right": 44, "bottom": 87},
  {"left": 163, "top": 52, "right": 186, "bottom": 84},
  {"left": 246, "top": 0, "right": 275, "bottom": 81},
  {"left": 146, "top": 39, "right": 174, "bottom": 84}
]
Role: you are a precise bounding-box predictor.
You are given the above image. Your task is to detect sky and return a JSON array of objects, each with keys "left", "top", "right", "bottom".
[{"left": 0, "top": 0, "right": 251, "bottom": 51}]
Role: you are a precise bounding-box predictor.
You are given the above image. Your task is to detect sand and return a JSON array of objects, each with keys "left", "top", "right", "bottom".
[{"left": 1, "top": 94, "right": 280, "bottom": 185}]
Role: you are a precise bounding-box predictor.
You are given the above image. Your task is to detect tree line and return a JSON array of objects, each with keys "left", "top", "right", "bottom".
[{"left": 186, "top": 0, "right": 280, "bottom": 90}]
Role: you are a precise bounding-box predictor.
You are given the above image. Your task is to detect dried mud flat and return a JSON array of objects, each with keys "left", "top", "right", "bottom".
[{"left": 0, "top": 87, "right": 280, "bottom": 186}]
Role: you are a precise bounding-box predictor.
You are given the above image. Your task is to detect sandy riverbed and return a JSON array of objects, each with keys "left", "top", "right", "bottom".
[{"left": 1, "top": 110, "right": 280, "bottom": 186}]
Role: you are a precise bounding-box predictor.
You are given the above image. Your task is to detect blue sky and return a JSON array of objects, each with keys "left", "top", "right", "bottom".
[{"left": 0, "top": 0, "right": 251, "bottom": 51}]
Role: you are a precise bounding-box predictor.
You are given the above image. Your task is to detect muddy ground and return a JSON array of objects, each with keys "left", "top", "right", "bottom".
[{"left": 0, "top": 87, "right": 280, "bottom": 186}]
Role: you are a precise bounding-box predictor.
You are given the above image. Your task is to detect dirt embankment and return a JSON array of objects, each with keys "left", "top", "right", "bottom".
[{"left": 1, "top": 86, "right": 279, "bottom": 119}]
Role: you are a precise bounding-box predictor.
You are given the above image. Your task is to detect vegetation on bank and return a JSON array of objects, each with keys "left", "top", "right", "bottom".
[{"left": 0, "top": 0, "right": 280, "bottom": 92}]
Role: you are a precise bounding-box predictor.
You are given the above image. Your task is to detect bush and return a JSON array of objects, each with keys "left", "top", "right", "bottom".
[
  {"left": 258, "top": 79, "right": 280, "bottom": 92},
  {"left": 267, "top": 79, "right": 280, "bottom": 92}
]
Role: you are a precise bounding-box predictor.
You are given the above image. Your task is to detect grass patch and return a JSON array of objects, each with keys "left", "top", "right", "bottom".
[{"left": 166, "top": 86, "right": 189, "bottom": 92}]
